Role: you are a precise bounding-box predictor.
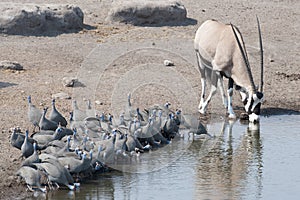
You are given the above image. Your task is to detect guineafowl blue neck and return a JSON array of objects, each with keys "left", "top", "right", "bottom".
[
  {"left": 25, "top": 130, "right": 29, "bottom": 138},
  {"left": 100, "top": 114, "right": 105, "bottom": 121},
  {"left": 89, "top": 150, "right": 93, "bottom": 159},
  {"left": 73, "top": 128, "right": 77, "bottom": 136},
  {"left": 67, "top": 136, "right": 71, "bottom": 145},
  {"left": 52, "top": 99, "right": 57, "bottom": 110},
  {"left": 158, "top": 110, "right": 162, "bottom": 117},
  {"left": 42, "top": 108, "right": 48, "bottom": 117}
]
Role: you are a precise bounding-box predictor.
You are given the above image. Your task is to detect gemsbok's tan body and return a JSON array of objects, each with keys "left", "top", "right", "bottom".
[{"left": 194, "top": 19, "right": 264, "bottom": 123}]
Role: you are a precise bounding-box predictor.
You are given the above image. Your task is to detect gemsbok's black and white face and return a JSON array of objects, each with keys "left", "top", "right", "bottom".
[{"left": 244, "top": 91, "right": 264, "bottom": 123}]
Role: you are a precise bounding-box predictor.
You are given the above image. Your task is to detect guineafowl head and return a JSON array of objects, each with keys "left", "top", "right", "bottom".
[
  {"left": 158, "top": 110, "right": 163, "bottom": 117},
  {"left": 54, "top": 127, "right": 63, "bottom": 138},
  {"left": 100, "top": 113, "right": 105, "bottom": 122},
  {"left": 72, "top": 128, "right": 77, "bottom": 135},
  {"left": 164, "top": 102, "right": 171, "bottom": 108},
  {"left": 67, "top": 135, "right": 71, "bottom": 143},
  {"left": 43, "top": 107, "right": 48, "bottom": 114},
  {"left": 108, "top": 114, "right": 113, "bottom": 123},
  {"left": 69, "top": 112, "right": 74, "bottom": 122},
  {"left": 27, "top": 96, "right": 32, "bottom": 103}
]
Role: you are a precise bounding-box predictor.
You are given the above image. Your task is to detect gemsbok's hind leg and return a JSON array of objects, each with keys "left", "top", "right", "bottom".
[
  {"left": 199, "top": 77, "right": 206, "bottom": 112},
  {"left": 195, "top": 51, "right": 206, "bottom": 112},
  {"left": 199, "top": 70, "right": 218, "bottom": 114}
]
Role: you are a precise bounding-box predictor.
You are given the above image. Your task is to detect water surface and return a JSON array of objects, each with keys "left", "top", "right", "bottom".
[{"left": 33, "top": 115, "right": 300, "bottom": 200}]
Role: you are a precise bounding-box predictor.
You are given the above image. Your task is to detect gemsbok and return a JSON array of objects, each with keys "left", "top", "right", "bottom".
[{"left": 194, "top": 18, "right": 264, "bottom": 123}]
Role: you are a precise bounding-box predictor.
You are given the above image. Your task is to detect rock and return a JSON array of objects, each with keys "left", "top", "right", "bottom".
[
  {"left": 106, "top": 1, "right": 187, "bottom": 26},
  {"left": 0, "top": 3, "right": 84, "bottom": 35},
  {"left": 164, "top": 60, "right": 174, "bottom": 66},
  {"left": 52, "top": 92, "right": 71, "bottom": 100},
  {"left": 0, "top": 61, "right": 23, "bottom": 70},
  {"left": 62, "top": 77, "right": 78, "bottom": 87}
]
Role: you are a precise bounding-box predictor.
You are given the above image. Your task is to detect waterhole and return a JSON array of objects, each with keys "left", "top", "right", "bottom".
[{"left": 31, "top": 115, "right": 300, "bottom": 200}]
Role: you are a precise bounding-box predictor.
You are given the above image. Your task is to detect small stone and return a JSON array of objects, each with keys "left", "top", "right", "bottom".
[
  {"left": 95, "top": 100, "right": 103, "bottom": 105},
  {"left": 63, "top": 77, "right": 78, "bottom": 87},
  {"left": 0, "top": 60, "right": 23, "bottom": 70},
  {"left": 52, "top": 92, "right": 71, "bottom": 100},
  {"left": 164, "top": 60, "right": 174, "bottom": 66}
]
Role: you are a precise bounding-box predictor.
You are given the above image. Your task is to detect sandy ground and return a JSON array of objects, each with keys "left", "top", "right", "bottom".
[{"left": 0, "top": 0, "right": 299, "bottom": 199}]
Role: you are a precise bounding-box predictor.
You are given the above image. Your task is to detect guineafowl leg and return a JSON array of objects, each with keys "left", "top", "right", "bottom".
[
  {"left": 55, "top": 182, "right": 60, "bottom": 189},
  {"left": 26, "top": 185, "right": 34, "bottom": 192},
  {"left": 48, "top": 180, "right": 54, "bottom": 190}
]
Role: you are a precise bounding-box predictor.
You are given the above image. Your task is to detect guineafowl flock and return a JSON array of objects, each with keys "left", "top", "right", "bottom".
[{"left": 10, "top": 95, "right": 209, "bottom": 193}]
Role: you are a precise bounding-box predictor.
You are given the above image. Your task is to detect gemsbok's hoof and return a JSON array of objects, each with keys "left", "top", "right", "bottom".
[
  {"left": 198, "top": 109, "right": 206, "bottom": 115},
  {"left": 228, "top": 113, "right": 236, "bottom": 119},
  {"left": 240, "top": 112, "right": 249, "bottom": 121}
]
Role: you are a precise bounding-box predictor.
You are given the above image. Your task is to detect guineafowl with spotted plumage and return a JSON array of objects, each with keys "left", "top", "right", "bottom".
[
  {"left": 21, "top": 142, "right": 40, "bottom": 166},
  {"left": 16, "top": 166, "right": 47, "bottom": 193},
  {"left": 10, "top": 127, "right": 36, "bottom": 150},
  {"left": 27, "top": 96, "right": 42, "bottom": 132},
  {"left": 49, "top": 99, "right": 68, "bottom": 127},
  {"left": 39, "top": 107, "right": 58, "bottom": 131},
  {"left": 21, "top": 130, "right": 34, "bottom": 158}
]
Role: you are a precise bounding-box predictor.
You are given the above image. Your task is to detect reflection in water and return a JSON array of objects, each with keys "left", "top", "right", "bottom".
[{"left": 194, "top": 120, "right": 263, "bottom": 200}]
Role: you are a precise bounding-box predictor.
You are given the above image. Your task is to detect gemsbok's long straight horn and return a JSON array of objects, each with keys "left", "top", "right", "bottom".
[
  {"left": 230, "top": 23, "right": 257, "bottom": 94},
  {"left": 256, "top": 16, "right": 264, "bottom": 93}
]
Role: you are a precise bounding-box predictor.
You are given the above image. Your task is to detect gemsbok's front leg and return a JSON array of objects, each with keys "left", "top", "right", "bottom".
[
  {"left": 227, "top": 78, "right": 236, "bottom": 118},
  {"left": 216, "top": 72, "right": 228, "bottom": 109}
]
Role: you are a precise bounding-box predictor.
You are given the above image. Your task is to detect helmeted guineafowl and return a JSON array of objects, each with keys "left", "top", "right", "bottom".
[
  {"left": 49, "top": 99, "right": 68, "bottom": 127},
  {"left": 21, "top": 130, "right": 34, "bottom": 158},
  {"left": 39, "top": 107, "right": 58, "bottom": 131},
  {"left": 27, "top": 96, "right": 42, "bottom": 132}
]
